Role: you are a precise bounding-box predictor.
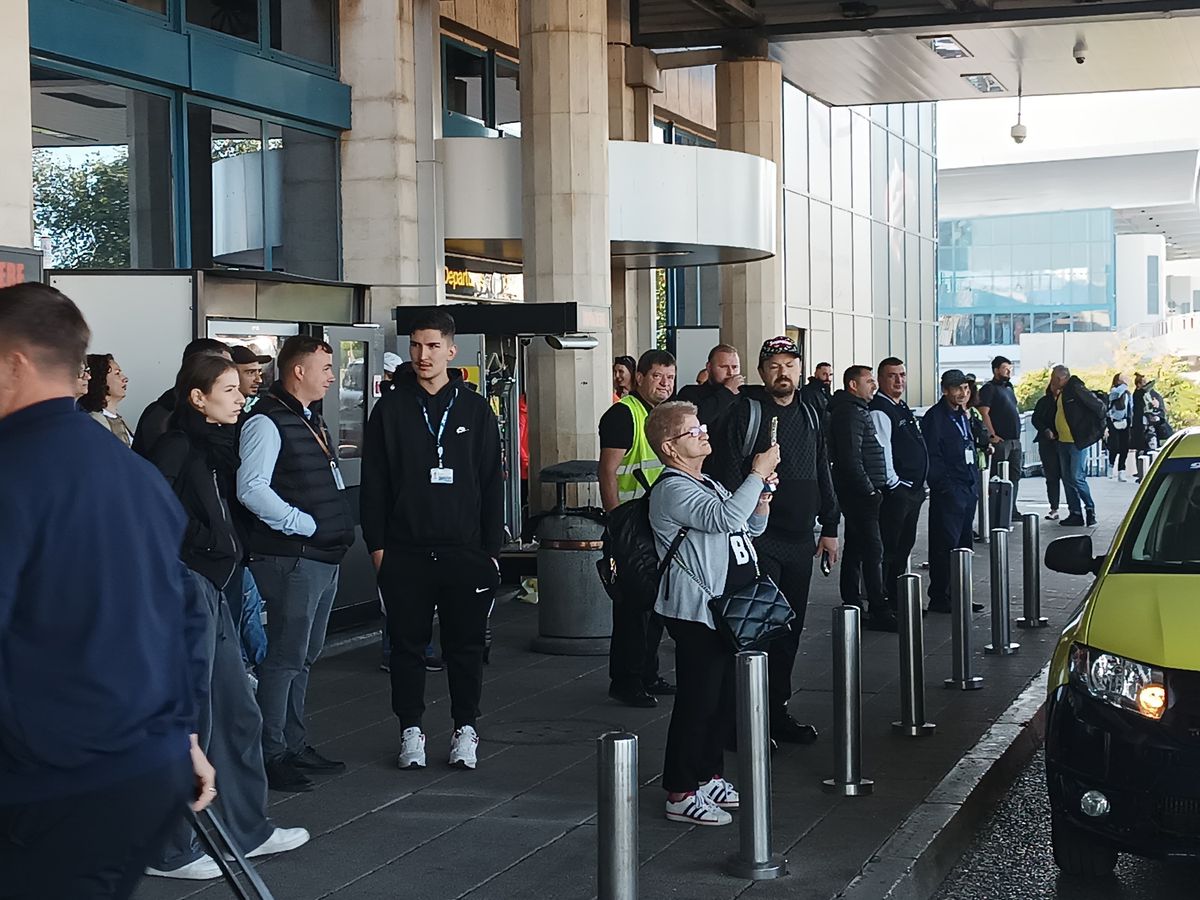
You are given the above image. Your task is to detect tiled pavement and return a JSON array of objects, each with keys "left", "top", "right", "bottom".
[{"left": 134, "top": 477, "right": 1136, "bottom": 900}]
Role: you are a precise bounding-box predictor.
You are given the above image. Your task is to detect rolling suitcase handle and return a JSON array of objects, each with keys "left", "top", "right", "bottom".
[{"left": 188, "top": 808, "right": 276, "bottom": 900}]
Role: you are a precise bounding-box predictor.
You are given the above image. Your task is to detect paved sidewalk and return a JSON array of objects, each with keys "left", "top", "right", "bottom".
[{"left": 134, "top": 477, "right": 1134, "bottom": 900}]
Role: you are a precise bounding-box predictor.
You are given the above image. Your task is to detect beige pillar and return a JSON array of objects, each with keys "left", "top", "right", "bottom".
[
  {"left": 520, "top": 0, "right": 612, "bottom": 510},
  {"left": 716, "top": 59, "right": 784, "bottom": 363},
  {"left": 0, "top": 2, "right": 32, "bottom": 247}
]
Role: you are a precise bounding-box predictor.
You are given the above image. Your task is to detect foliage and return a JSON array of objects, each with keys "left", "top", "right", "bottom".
[
  {"left": 654, "top": 268, "right": 668, "bottom": 350},
  {"left": 32, "top": 149, "right": 130, "bottom": 269}
]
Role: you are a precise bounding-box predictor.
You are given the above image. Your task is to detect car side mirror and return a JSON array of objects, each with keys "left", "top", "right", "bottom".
[{"left": 1045, "top": 535, "right": 1103, "bottom": 576}]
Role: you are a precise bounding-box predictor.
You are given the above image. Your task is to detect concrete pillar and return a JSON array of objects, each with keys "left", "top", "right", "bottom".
[
  {"left": 0, "top": 3, "right": 32, "bottom": 248},
  {"left": 520, "top": 0, "right": 612, "bottom": 510},
  {"left": 126, "top": 94, "right": 174, "bottom": 268},
  {"left": 716, "top": 58, "right": 784, "bottom": 363},
  {"left": 339, "top": 0, "right": 444, "bottom": 345}
]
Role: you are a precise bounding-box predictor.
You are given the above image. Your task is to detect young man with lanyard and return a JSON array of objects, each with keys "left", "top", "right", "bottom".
[
  {"left": 237, "top": 335, "right": 355, "bottom": 792},
  {"left": 922, "top": 369, "right": 985, "bottom": 614},
  {"left": 599, "top": 348, "right": 678, "bottom": 709},
  {"left": 977, "top": 355, "right": 1023, "bottom": 518},
  {"left": 360, "top": 311, "right": 503, "bottom": 771}
]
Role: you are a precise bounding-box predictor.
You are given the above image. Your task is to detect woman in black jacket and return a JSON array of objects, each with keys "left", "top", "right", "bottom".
[
  {"left": 1031, "top": 384, "right": 1062, "bottom": 520},
  {"left": 145, "top": 354, "right": 308, "bottom": 880}
]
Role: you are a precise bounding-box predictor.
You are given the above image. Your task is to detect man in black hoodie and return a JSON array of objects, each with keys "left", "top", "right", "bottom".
[
  {"left": 677, "top": 343, "right": 743, "bottom": 428},
  {"left": 713, "top": 336, "right": 839, "bottom": 744},
  {"left": 827, "top": 366, "right": 897, "bottom": 632},
  {"left": 132, "top": 337, "right": 232, "bottom": 458},
  {"left": 361, "top": 310, "right": 503, "bottom": 772},
  {"left": 799, "top": 361, "right": 833, "bottom": 425}
]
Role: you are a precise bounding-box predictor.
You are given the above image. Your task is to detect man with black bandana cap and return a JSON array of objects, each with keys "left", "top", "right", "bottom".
[{"left": 712, "top": 336, "right": 840, "bottom": 745}]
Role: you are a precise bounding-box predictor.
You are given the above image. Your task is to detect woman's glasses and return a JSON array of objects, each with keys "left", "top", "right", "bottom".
[{"left": 669, "top": 423, "right": 708, "bottom": 442}]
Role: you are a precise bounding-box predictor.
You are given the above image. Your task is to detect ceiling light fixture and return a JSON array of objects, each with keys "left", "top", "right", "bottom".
[
  {"left": 918, "top": 35, "right": 972, "bottom": 59},
  {"left": 962, "top": 73, "right": 1006, "bottom": 94}
]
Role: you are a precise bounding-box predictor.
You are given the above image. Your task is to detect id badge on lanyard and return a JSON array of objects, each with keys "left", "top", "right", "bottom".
[
  {"left": 956, "top": 414, "right": 973, "bottom": 466},
  {"left": 423, "top": 391, "right": 457, "bottom": 485}
]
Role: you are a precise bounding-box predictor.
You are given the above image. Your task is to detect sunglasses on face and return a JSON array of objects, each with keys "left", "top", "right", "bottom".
[{"left": 670, "top": 423, "right": 708, "bottom": 442}]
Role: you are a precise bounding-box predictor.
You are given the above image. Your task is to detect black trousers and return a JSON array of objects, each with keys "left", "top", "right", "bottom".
[
  {"left": 661, "top": 618, "right": 734, "bottom": 793},
  {"left": 880, "top": 484, "right": 926, "bottom": 607},
  {"left": 380, "top": 551, "right": 494, "bottom": 730},
  {"left": 838, "top": 494, "right": 886, "bottom": 611},
  {"left": 608, "top": 599, "right": 664, "bottom": 693},
  {"left": 1039, "top": 440, "right": 1061, "bottom": 510},
  {"left": 755, "top": 531, "right": 816, "bottom": 720},
  {"left": 1107, "top": 427, "right": 1131, "bottom": 471},
  {"left": 0, "top": 757, "right": 192, "bottom": 900},
  {"left": 927, "top": 489, "right": 976, "bottom": 609}
]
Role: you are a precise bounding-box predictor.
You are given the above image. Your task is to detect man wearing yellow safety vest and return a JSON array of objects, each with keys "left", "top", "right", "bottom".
[{"left": 599, "top": 349, "right": 677, "bottom": 708}]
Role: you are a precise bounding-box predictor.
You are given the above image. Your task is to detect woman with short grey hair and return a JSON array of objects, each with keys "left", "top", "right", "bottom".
[{"left": 645, "top": 400, "right": 779, "bottom": 826}]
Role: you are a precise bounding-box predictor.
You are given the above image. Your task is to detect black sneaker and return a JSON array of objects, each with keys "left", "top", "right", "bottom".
[
  {"left": 265, "top": 758, "right": 314, "bottom": 793},
  {"left": 291, "top": 746, "right": 346, "bottom": 772},
  {"left": 1060, "top": 513, "right": 1086, "bottom": 527},
  {"left": 865, "top": 607, "right": 899, "bottom": 632},
  {"left": 1086, "top": 509, "right": 1097, "bottom": 527},
  {"left": 771, "top": 714, "right": 819, "bottom": 745},
  {"left": 644, "top": 677, "right": 677, "bottom": 696},
  {"left": 608, "top": 685, "right": 657, "bottom": 708}
]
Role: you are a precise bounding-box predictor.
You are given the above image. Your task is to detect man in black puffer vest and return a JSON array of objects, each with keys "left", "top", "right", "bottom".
[
  {"left": 828, "top": 365, "right": 897, "bottom": 632},
  {"left": 237, "top": 335, "right": 355, "bottom": 793}
]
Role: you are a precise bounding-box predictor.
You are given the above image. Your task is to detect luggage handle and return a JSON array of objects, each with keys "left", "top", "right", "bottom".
[{"left": 189, "top": 808, "right": 277, "bottom": 900}]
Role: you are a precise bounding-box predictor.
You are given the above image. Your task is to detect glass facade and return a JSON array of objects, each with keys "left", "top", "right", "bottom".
[
  {"left": 783, "top": 86, "right": 938, "bottom": 401},
  {"left": 937, "top": 209, "right": 1116, "bottom": 346},
  {"left": 443, "top": 37, "right": 521, "bottom": 137}
]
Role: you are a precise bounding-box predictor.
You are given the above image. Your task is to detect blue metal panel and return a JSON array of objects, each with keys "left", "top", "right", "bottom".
[
  {"left": 190, "top": 34, "right": 350, "bottom": 130},
  {"left": 30, "top": 0, "right": 189, "bottom": 86}
]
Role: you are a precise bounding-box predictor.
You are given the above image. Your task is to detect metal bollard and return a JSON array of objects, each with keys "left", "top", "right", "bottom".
[
  {"left": 984, "top": 528, "right": 1020, "bottom": 656},
  {"left": 728, "top": 652, "right": 787, "bottom": 880},
  {"left": 893, "top": 574, "right": 935, "bottom": 736},
  {"left": 976, "top": 467, "right": 989, "bottom": 544},
  {"left": 1136, "top": 454, "right": 1148, "bottom": 482},
  {"left": 597, "top": 732, "right": 638, "bottom": 900},
  {"left": 945, "top": 548, "right": 984, "bottom": 691},
  {"left": 1017, "top": 513, "right": 1049, "bottom": 629},
  {"left": 823, "top": 606, "right": 874, "bottom": 796}
]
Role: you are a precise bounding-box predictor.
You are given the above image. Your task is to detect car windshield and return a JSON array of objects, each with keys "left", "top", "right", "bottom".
[{"left": 1113, "top": 457, "right": 1200, "bottom": 573}]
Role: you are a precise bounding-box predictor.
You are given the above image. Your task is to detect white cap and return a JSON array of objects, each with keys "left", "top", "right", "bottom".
[{"left": 383, "top": 351, "right": 402, "bottom": 373}]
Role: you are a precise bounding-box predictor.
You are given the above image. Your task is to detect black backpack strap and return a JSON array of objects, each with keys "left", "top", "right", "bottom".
[
  {"left": 742, "top": 398, "right": 762, "bottom": 459},
  {"left": 633, "top": 468, "right": 652, "bottom": 493},
  {"left": 657, "top": 527, "right": 689, "bottom": 577}
]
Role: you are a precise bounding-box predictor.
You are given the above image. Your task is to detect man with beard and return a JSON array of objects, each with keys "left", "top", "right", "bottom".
[
  {"left": 977, "top": 355, "right": 1022, "bottom": 518},
  {"left": 677, "top": 344, "right": 743, "bottom": 428},
  {"left": 799, "top": 360, "right": 833, "bottom": 426},
  {"left": 599, "top": 349, "right": 678, "bottom": 708},
  {"left": 712, "top": 336, "right": 839, "bottom": 744}
]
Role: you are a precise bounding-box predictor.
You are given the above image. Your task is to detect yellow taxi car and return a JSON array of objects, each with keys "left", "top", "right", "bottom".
[{"left": 1044, "top": 429, "right": 1200, "bottom": 876}]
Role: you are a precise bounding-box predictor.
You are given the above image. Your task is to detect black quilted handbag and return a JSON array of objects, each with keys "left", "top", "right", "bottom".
[{"left": 707, "top": 574, "right": 795, "bottom": 652}]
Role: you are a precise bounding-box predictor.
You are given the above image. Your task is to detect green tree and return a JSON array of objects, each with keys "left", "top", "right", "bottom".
[
  {"left": 654, "top": 268, "right": 668, "bottom": 350},
  {"left": 32, "top": 149, "right": 130, "bottom": 269}
]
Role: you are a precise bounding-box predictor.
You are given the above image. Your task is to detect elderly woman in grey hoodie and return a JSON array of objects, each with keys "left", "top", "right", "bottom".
[{"left": 646, "top": 400, "right": 780, "bottom": 827}]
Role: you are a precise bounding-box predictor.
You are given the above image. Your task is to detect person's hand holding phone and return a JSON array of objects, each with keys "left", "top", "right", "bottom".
[{"left": 751, "top": 443, "right": 781, "bottom": 481}]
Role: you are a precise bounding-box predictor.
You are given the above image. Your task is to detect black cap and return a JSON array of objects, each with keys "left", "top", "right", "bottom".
[
  {"left": 230, "top": 345, "right": 271, "bottom": 365},
  {"left": 759, "top": 335, "right": 801, "bottom": 366},
  {"left": 941, "top": 369, "right": 970, "bottom": 389}
]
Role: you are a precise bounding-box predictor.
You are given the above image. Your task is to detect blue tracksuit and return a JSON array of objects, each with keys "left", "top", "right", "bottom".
[{"left": 922, "top": 398, "right": 979, "bottom": 607}]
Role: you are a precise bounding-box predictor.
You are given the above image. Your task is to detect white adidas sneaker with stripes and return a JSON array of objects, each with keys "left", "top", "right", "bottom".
[
  {"left": 698, "top": 777, "right": 740, "bottom": 810},
  {"left": 665, "top": 791, "right": 732, "bottom": 826}
]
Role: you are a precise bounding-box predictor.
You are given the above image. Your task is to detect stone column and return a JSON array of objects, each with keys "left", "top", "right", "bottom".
[
  {"left": 716, "top": 58, "right": 784, "bottom": 362},
  {"left": 520, "top": 0, "right": 612, "bottom": 510},
  {"left": 0, "top": 3, "right": 32, "bottom": 248}
]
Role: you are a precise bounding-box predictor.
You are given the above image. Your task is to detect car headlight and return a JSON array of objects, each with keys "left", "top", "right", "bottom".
[{"left": 1068, "top": 643, "right": 1167, "bottom": 720}]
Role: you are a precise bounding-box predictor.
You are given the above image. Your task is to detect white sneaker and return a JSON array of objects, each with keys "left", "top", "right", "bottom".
[
  {"left": 448, "top": 725, "right": 479, "bottom": 770},
  {"left": 145, "top": 856, "right": 222, "bottom": 880},
  {"left": 665, "top": 791, "right": 732, "bottom": 826},
  {"left": 1118, "top": 470, "right": 1128, "bottom": 482},
  {"left": 247, "top": 826, "right": 310, "bottom": 858},
  {"left": 698, "top": 777, "right": 740, "bottom": 810},
  {"left": 398, "top": 726, "right": 427, "bottom": 769}
]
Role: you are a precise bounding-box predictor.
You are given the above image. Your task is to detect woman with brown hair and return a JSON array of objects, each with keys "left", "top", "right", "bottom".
[{"left": 80, "top": 353, "right": 132, "bottom": 446}]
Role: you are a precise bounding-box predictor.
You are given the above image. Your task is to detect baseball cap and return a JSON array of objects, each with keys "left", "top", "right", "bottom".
[
  {"left": 941, "top": 369, "right": 971, "bottom": 389},
  {"left": 383, "top": 351, "right": 402, "bottom": 373},
  {"left": 759, "top": 335, "right": 801, "bottom": 366},
  {"left": 230, "top": 345, "right": 271, "bottom": 366}
]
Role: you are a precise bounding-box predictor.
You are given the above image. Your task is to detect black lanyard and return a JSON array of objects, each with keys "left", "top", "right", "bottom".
[{"left": 420, "top": 389, "right": 457, "bottom": 468}]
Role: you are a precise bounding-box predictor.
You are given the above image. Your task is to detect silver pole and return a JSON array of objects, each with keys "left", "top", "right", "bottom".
[
  {"left": 823, "top": 606, "right": 874, "bottom": 796},
  {"left": 984, "top": 528, "right": 1020, "bottom": 656},
  {"left": 1136, "top": 454, "right": 1148, "bottom": 481},
  {"left": 597, "top": 732, "right": 638, "bottom": 900},
  {"left": 1017, "top": 513, "right": 1049, "bottom": 629},
  {"left": 945, "top": 548, "right": 983, "bottom": 691},
  {"left": 893, "top": 574, "right": 935, "bottom": 736},
  {"left": 728, "top": 652, "right": 787, "bottom": 880},
  {"left": 976, "top": 467, "right": 989, "bottom": 544}
]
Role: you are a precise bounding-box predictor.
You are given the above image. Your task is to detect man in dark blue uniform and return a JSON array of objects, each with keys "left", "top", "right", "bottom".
[{"left": 923, "top": 370, "right": 984, "bottom": 614}]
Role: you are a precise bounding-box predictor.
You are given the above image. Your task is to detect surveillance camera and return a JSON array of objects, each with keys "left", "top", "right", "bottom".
[
  {"left": 1073, "top": 39, "right": 1087, "bottom": 65},
  {"left": 545, "top": 333, "right": 599, "bottom": 351},
  {"left": 1011, "top": 122, "right": 1027, "bottom": 144}
]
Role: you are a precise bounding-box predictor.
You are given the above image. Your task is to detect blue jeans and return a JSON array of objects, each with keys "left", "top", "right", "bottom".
[
  {"left": 1057, "top": 442, "right": 1095, "bottom": 515},
  {"left": 239, "top": 568, "right": 268, "bottom": 667}
]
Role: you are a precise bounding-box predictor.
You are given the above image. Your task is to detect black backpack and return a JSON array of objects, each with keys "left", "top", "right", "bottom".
[{"left": 595, "top": 471, "right": 687, "bottom": 611}]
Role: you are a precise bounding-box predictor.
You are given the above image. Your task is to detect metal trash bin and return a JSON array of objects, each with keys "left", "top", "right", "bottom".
[{"left": 531, "top": 461, "right": 610, "bottom": 656}]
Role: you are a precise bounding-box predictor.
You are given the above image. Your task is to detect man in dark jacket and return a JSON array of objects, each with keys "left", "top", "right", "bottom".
[
  {"left": 361, "top": 310, "right": 503, "bottom": 772},
  {"left": 713, "top": 336, "right": 839, "bottom": 744},
  {"left": 1031, "top": 385, "right": 1063, "bottom": 518},
  {"left": 678, "top": 343, "right": 742, "bottom": 428},
  {"left": 869, "top": 357, "right": 929, "bottom": 613},
  {"left": 977, "top": 355, "right": 1023, "bottom": 517},
  {"left": 133, "top": 337, "right": 232, "bottom": 457},
  {"left": 924, "top": 370, "right": 984, "bottom": 614},
  {"left": 0, "top": 283, "right": 215, "bottom": 897},
  {"left": 1051, "top": 365, "right": 1106, "bottom": 526},
  {"left": 237, "top": 335, "right": 355, "bottom": 792},
  {"left": 828, "top": 366, "right": 896, "bottom": 632},
  {"left": 799, "top": 361, "right": 833, "bottom": 426}
]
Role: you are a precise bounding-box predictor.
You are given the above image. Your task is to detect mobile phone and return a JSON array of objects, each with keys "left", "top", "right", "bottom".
[
  {"left": 765, "top": 418, "right": 779, "bottom": 492},
  {"left": 820, "top": 551, "right": 832, "bottom": 577}
]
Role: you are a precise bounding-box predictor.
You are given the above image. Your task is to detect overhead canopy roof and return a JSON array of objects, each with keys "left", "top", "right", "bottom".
[{"left": 635, "top": 1, "right": 1200, "bottom": 106}]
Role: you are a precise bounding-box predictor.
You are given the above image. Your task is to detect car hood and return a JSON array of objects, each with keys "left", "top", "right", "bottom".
[{"left": 1085, "top": 574, "right": 1200, "bottom": 672}]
